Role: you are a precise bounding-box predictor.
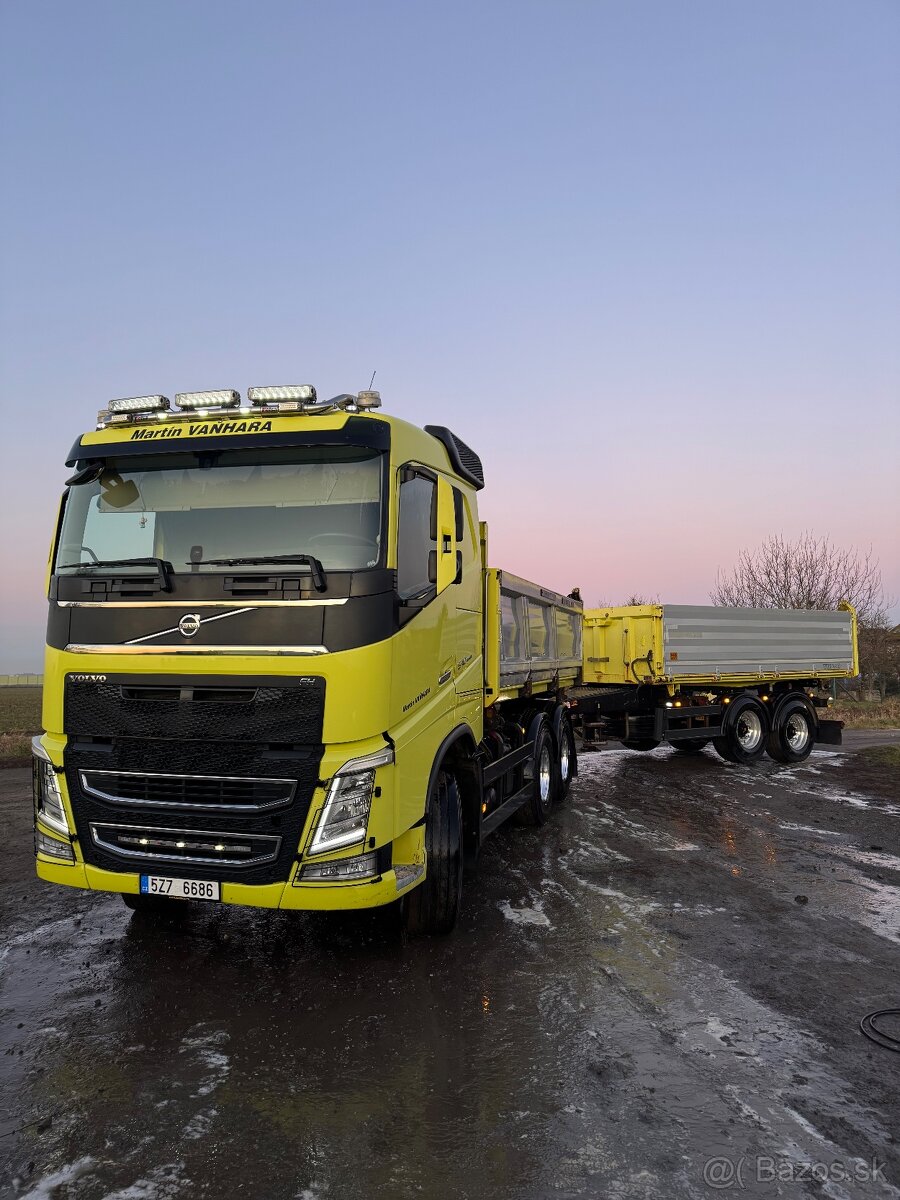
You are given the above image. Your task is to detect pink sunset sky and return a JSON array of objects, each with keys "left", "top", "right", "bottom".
[{"left": 1, "top": 1, "right": 898, "bottom": 671}]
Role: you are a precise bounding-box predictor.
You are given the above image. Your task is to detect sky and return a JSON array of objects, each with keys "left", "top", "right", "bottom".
[{"left": 1, "top": 0, "right": 898, "bottom": 671}]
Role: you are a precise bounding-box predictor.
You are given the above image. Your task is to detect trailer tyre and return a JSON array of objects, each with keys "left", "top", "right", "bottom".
[
  {"left": 553, "top": 710, "right": 577, "bottom": 802},
  {"left": 672, "top": 738, "right": 711, "bottom": 754},
  {"left": 520, "top": 718, "right": 558, "bottom": 826},
  {"left": 766, "top": 698, "right": 816, "bottom": 764},
  {"left": 404, "top": 770, "right": 462, "bottom": 935},
  {"left": 714, "top": 697, "right": 769, "bottom": 764},
  {"left": 621, "top": 739, "right": 661, "bottom": 752}
]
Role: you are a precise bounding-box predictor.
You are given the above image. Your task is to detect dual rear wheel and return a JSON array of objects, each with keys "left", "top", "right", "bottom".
[{"left": 712, "top": 693, "right": 816, "bottom": 765}]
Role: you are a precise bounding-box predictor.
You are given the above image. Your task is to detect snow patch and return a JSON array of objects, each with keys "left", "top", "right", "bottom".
[
  {"left": 706, "top": 1017, "right": 737, "bottom": 1042},
  {"left": 100, "top": 1162, "right": 187, "bottom": 1200},
  {"left": 498, "top": 900, "right": 551, "bottom": 927},
  {"left": 15, "top": 1158, "right": 96, "bottom": 1199}
]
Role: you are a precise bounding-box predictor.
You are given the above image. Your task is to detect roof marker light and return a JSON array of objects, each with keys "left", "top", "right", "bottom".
[
  {"left": 107, "top": 395, "right": 170, "bottom": 414},
  {"left": 356, "top": 390, "right": 381, "bottom": 409},
  {"left": 175, "top": 390, "right": 241, "bottom": 410},
  {"left": 248, "top": 385, "right": 317, "bottom": 405}
]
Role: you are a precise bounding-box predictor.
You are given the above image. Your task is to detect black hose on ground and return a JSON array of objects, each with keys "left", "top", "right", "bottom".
[{"left": 860, "top": 1009, "right": 900, "bottom": 1053}]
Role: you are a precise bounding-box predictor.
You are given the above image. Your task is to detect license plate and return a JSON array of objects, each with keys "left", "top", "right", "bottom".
[{"left": 140, "top": 875, "right": 220, "bottom": 901}]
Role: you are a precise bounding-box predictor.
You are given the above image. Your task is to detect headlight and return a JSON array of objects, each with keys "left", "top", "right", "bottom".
[
  {"left": 32, "top": 738, "right": 71, "bottom": 836},
  {"left": 308, "top": 745, "right": 393, "bottom": 855},
  {"left": 35, "top": 828, "right": 75, "bottom": 861},
  {"left": 299, "top": 850, "right": 379, "bottom": 882}
]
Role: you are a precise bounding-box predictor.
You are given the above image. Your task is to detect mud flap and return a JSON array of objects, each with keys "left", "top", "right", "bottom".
[{"left": 815, "top": 719, "right": 843, "bottom": 745}]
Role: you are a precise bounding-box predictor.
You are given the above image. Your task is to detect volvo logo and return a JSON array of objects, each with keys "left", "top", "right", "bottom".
[
  {"left": 178, "top": 613, "right": 202, "bottom": 638},
  {"left": 70, "top": 673, "right": 107, "bottom": 683}
]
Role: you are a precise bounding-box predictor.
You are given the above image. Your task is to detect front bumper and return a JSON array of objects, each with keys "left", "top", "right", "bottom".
[
  {"left": 36, "top": 853, "right": 425, "bottom": 910},
  {"left": 34, "top": 727, "right": 425, "bottom": 913}
]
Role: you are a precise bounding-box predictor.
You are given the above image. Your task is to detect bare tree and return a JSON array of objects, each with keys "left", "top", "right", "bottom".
[
  {"left": 594, "top": 593, "right": 659, "bottom": 608},
  {"left": 710, "top": 533, "right": 887, "bottom": 628},
  {"left": 711, "top": 533, "right": 894, "bottom": 696},
  {"left": 856, "top": 624, "right": 900, "bottom": 701}
]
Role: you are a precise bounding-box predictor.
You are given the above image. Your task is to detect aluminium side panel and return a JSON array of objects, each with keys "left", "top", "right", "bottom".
[
  {"left": 661, "top": 606, "right": 856, "bottom": 679},
  {"left": 494, "top": 571, "right": 583, "bottom": 696}
]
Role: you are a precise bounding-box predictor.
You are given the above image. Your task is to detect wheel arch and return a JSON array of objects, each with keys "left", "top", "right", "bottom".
[
  {"left": 771, "top": 689, "right": 818, "bottom": 733},
  {"left": 425, "top": 723, "right": 481, "bottom": 864}
]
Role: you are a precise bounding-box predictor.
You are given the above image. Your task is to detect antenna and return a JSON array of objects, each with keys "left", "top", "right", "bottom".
[{"left": 367, "top": 370, "right": 377, "bottom": 391}]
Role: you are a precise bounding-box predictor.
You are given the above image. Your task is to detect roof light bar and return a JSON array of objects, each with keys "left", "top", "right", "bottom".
[
  {"left": 247, "top": 385, "right": 317, "bottom": 405},
  {"left": 107, "top": 395, "right": 170, "bottom": 414},
  {"left": 175, "top": 390, "right": 241, "bottom": 410}
]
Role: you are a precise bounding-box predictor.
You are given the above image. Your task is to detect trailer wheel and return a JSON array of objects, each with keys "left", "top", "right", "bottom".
[
  {"left": 404, "top": 770, "right": 462, "bottom": 935},
  {"left": 714, "top": 697, "right": 769, "bottom": 764},
  {"left": 766, "top": 697, "right": 816, "bottom": 764},
  {"left": 621, "top": 739, "right": 661, "bottom": 752},
  {"left": 553, "top": 710, "right": 577, "bottom": 802},
  {"left": 671, "top": 738, "right": 710, "bottom": 754},
  {"left": 519, "top": 718, "right": 558, "bottom": 825}
]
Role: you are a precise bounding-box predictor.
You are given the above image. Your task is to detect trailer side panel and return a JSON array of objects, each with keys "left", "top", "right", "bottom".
[{"left": 662, "top": 605, "right": 856, "bottom": 680}]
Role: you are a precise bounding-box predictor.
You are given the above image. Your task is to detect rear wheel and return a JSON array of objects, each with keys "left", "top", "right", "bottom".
[
  {"left": 519, "top": 718, "right": 557, "bottom": 825},
  {"left": 671, "top": 737, "right": 710, "bottom": 754},
  {"left": 404, "top": 770, "right": 462, "bottom": 935},
  {"left": 554, "top": 712, "right": 577, "bottom": 802},
  {"left": 767, "top": 698, "right": 815, "bottom": 764},
  {"left": 714, "top": 697, "right": 769, "bottom": 764}
]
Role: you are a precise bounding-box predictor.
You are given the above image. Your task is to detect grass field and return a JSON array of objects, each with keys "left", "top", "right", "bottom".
[
  {"left": 829, "top": 696, "right": 900, "bottom": 730},
  {"left": 858, "top": 744, "right": 900, "bottom": 768},
  {"left": 0, "top": 686, "right": 42, "bottom": 769}
]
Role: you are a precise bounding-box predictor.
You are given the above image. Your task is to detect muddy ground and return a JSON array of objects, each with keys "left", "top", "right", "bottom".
[{"left": 1, "top": 733, "right": 899, "bottom": 1199}]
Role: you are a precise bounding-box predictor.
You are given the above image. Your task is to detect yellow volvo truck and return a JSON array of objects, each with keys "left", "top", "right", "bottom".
[{"left": 33, "top": 387, "right": 582, "bottom": 932}]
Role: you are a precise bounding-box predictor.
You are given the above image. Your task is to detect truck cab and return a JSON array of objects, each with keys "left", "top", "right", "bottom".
[{"left": 35, "top": 388, "right": 495, "bottom": 926}]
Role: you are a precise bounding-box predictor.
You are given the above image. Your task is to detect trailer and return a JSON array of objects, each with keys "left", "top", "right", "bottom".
[{"left": 572, "top": 602, "right": 857, "bottom": 764}]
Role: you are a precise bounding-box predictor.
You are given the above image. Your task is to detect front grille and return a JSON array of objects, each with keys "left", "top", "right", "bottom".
[
  {"left": 65, "top": 740, "right": 322, "bottom": 885},
  {"left": 80, "top": 769, "right": 295, "bottom": 813},
  {"left": 64, "top": 676, "right": 326, "bottom": 743},
  {"left": 89, "top": 822, "right": 281, "bottom": 867},
  {"left": 62, "top": 672, "right": 326, "bottom": 885}
]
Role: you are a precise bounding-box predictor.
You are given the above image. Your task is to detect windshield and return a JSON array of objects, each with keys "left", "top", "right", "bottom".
[{"left": 56, "top": 447, "right": 384, "bottom": 573}]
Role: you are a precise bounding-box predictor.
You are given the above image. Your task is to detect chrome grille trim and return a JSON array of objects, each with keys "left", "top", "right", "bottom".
[
  {"left": 57, "top": 599, "right": 348, "bottom": 608},
  {"left": 64, "top": 644, "right": 328, "bottom": 655},
  {"left": 89, "top": 822, "right": 281, "bottom": 867},
  {"left": 79, "top": 768, "right": 295, "bottom": 813}
]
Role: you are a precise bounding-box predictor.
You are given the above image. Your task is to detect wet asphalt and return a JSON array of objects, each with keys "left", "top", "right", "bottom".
[{"left": 1, "top": 732, "right": 899, "bottom": 1200}]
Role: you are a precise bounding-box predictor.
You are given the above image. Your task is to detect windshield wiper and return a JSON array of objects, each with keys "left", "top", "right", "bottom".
[
  {"left": 58, "top": 557, "right": 173, "bottom": 592},
  {"left": 189, "top": 554, "right": 327, "bottom": 592}
]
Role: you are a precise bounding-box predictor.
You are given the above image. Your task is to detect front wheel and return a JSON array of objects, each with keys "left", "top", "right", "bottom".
[
  {"left": 714, "top": 697, "right": 769, "bottom": 764},
  {"left": 767, "top": 698, "right": 816, "bottom": 764},
  {"left": 404, "top": 770, "right": 462, "bottom": 935}
]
